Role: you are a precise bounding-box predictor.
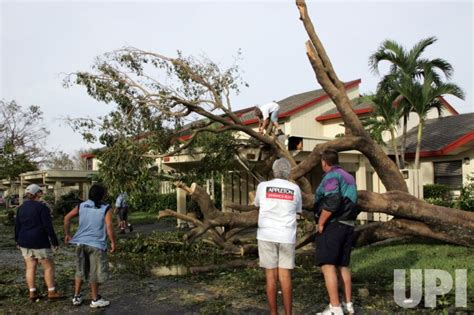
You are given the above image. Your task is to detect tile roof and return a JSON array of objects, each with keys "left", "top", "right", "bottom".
[
  {"left": 238, "top": 79, "right": 361, "bottom": 123},
  {"left": 404, "top": 113, "right": 474, "bottom": 154}
]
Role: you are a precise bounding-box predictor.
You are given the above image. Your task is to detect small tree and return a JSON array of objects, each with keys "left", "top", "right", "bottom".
[
  {"left": 0, "top": 100, "right": 49, "bottom": 180},
  {"left": 44, "top": 151, "right": 75, "bottom": 170},
  {"left": 369, "top": 37, "right": 455, "bottom": 169},
  {"left": 360, "top": 87, "right": 403, "bottom": 168},
  {"left": 393, "top": 68, "right": 464, "bottom": 169}
]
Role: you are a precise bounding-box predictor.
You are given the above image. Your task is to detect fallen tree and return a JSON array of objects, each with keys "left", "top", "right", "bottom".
[{"left": 67, "top": 0, "right": 474, "bottom": 252}]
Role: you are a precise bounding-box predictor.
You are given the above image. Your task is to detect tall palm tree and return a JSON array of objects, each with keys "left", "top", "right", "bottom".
[
  {"left": 360, "top": 88, "right": 403, "bottom": 168},
  {"left": 369, "top": 37, "right": 453, "bottom": 168},
  {"left": 393, "top": 68, "right": 464, "bottom": 169}
]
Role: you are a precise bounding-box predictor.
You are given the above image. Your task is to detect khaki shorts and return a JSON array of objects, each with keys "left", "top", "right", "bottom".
[
  {"left": 258, "top": 240, "right": 295, "bottom": 269},
  {"left": 20, "top": 247, "right": 53, "bottom": 260},
  {"left": 75, "top": 244, "right": 109, "bottom": 284}
]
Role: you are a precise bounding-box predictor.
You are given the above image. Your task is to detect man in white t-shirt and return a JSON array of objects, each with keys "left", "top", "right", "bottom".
[
  {"left": 254, "top": 158, "right": 302, "bottom": 315},
  {"left": 254, "top": 101, "right": 284, "bottom": 136}
]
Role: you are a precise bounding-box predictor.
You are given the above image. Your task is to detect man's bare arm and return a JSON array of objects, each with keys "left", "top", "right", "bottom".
[
  {"left": 105, "top": 209, "right": 116, "bottom": 253},
  {"left": 318, "top": 209, "right": 332, "bottom": 233},
  {"left": 63, "top": 206, "right": 79, "bottom": 244}
]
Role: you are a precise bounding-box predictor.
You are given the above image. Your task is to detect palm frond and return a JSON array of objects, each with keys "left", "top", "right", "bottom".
[
  {"left": 407, "top": 37, "right": 437, "bottom": 66},
  {"left": 427, "top": 58, "right": 454, "bottom": 78},
  {"left": 369, "top": 39, "right": 406, "bottom": 74}
]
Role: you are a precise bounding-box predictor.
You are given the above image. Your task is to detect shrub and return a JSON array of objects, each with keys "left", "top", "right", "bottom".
[
  {"left": 130, "top": 192, "right": 177, "bottom": 213},
  {"left": 54, "top": 190, "right": 82, "bottom": 215},
  {"left": 455, "top": 175, "right": 474, "bottom": 211},
  {"left": 423, "top": 184, "right": 451, "bottom": 200},
  {"left": 424, "top": 197, "right": 452, "bottom": 208}
]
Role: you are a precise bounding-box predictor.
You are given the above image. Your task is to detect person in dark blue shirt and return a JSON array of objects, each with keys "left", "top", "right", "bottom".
[{"left": 15, "top": 184, "right": 63, "bottom": 301}]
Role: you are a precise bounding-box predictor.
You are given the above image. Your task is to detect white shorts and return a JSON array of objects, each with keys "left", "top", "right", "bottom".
[{"left": 258, "top": 240, "right": 295, "bottom": 269}]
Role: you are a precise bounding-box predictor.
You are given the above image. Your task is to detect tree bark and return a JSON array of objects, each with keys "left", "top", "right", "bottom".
[{"left": 189, "top": 259, "right": 258, "bottom": 274}]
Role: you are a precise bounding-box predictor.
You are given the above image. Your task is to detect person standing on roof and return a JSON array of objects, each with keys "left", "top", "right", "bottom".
[{"left": 254, "top": 101, "right": 284, "bottom": 136}]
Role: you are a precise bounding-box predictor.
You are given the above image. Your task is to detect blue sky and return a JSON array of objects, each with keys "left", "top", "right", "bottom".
[{"left": 1, "top": 0, "right": 473, "bottom": 154}]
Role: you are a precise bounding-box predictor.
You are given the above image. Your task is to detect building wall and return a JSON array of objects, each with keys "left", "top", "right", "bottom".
[
  {"left": 418, "top": 148, "right": 474, "bottom": 186},
  {"left": 370, "top": 147, "right": 474, "bottom": 198},
  {"left": 92, "top": 158, "right": 101, "bottom": 171},
  {"left": 289, "top": 86, "right": 360, "bottom": 139}
]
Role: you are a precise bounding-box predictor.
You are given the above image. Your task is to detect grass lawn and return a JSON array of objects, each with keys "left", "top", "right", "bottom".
[
  {"left": 127, "top": 211, "right": 166, "bottom": 225},
  {"left": 349, "top": 240, "right": 473, "bottom": 312},
  {"left": 200, "top": 240, "right": 474, "bottom": 313}
]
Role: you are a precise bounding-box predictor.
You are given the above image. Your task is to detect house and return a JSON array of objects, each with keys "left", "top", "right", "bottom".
[
  {"left": 162, "top": 79, "right": 470, "bottom": 222},
  {"left": 404, "top": 113, "right": 474, "bottom": 191},
  {"left": 81, "top": 79, "right": 473, "bottom": 224}
]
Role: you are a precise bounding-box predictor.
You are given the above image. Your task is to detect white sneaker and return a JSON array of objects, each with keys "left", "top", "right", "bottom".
[
  {"left": 317, "top": 304, "right": 344, "bottom": 315},
  {"left": 90, "top": 296, "right": 110, "bottom": 308},
  {"left": 72, "top": 294, "right": 83, "bottom": 306},
  {"left": 342, "top": 302, "right": 355, "bottom": 314}
]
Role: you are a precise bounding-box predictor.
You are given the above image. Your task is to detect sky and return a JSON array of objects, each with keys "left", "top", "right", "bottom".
[{"left": 1, "top": 0, "right": 473, "bottom": 155}]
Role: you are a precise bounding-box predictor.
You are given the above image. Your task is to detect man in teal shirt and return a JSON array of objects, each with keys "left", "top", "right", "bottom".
[{"left": 315, "top": 149, "right": 357, "bottom": 315}]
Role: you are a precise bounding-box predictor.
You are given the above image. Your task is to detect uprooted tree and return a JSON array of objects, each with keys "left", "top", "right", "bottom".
[{"left": 65, "top": 0, "right": 474, "bottom": 254}]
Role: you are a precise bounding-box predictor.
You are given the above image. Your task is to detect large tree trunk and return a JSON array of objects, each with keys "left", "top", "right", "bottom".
[
  {"left": 294, "top": 0, "right": 473, "bottom": 247},
  {"left": 158, "top": 1, "right": 474, "bottom": 251},
  {"left": 159, "top": 182, "right": 474, "bottom": 248}
]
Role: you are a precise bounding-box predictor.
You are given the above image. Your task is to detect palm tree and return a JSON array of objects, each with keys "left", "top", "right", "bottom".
[
  {"left": 360, "top": 88, "right": 403, "bottom": 168},
  {"left": 369, "top": 37, "right": 454, "bottom": 168},
  {"left": 392, "top": 68, "right": 464, "bottom": 169}
]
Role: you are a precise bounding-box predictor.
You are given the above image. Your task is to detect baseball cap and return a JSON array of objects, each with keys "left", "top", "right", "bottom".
[{"left": 25, "top": 184, "right": 42, "bottom": 195}]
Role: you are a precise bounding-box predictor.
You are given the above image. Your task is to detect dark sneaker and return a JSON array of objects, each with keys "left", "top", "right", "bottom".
[
  {"left": 128, "top": 224, "right": 133, "bottom": 232},
  {"left": 90, "top": 295, "right": 110, "bottom": 308},
  {"left": 72, "top": 294, "right": 83, "bottom": 306}
]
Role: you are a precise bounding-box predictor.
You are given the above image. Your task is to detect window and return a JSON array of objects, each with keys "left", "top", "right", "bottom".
[
  {"left": 86, "top": 158, "right": 93, "bottom": 171},
  {"left": 434, "top": 160, "right": 462, "bottom": 189},
  {"left": 288, "top": 136, "right": 303, "bottom": 151}
]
